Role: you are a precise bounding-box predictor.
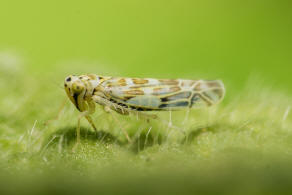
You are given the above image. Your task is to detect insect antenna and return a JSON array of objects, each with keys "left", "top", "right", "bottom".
[
  {"left": 57, "top": 83, "right": 65, "bottom": 90},
  {"left": 50, "top": 79, "right": 65, "bottom": 91}
]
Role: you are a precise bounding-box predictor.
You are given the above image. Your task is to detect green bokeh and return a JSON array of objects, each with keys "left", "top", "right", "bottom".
[
  {"left": 1, "top": 1, "right": 292, "bottom": 193},
  {"left": 1, "top": 0, "right": 291, "bottom": 92}
]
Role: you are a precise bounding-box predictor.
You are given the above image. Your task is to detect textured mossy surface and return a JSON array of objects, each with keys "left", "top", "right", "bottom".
[{"left": 1, "top": 0, "right": 292, "bottom": 194}]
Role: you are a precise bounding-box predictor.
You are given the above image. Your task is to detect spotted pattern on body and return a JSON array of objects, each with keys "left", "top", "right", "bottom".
[{"left": 64, "top": 75, "right": 225, "bottom": 114}]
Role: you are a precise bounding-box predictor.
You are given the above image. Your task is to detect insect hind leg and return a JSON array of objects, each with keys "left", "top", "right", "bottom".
[
  {"left": 104, "top": 106, "right": 132, "bottom": 143},
  {"left": 135, "top": 112, "right": 157, "bottom": 122}
]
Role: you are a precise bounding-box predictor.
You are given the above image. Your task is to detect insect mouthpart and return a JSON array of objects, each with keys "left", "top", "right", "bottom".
[{"left": 71, "top": 82, "right": 85, "bottom": 94}]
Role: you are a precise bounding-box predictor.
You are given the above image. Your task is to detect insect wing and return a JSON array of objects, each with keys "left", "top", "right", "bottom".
[{"left": 101, "top": 77, "right": 225, "bottom": 110}]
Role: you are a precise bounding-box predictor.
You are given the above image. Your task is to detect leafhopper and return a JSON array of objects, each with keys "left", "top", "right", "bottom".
[{"left": 64, "top": 74, "right": 225, "bottom": 146}]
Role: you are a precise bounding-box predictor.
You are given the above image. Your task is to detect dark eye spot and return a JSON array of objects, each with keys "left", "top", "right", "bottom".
[
  {"left": 76, "top": 86, "right": 80, "bottom": 90},
  {"left": 79, "top": 77, "right": 83, "bottom": 79},
  {"left": 66, "top": 77, "right": 71, "bottom": 82},
  {"left": 64, "top": 84, "right": 67, "bottom": 87}
]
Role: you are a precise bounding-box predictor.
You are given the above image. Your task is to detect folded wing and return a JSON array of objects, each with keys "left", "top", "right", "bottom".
[{"left": 101, "top": 77, "right": 225, "bottom": 111}]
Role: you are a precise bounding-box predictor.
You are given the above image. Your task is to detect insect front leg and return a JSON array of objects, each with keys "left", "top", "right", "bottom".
[
  {"left": 74, "top": 99, "right": 96, "bottom": 151},
  {"left": 85, "top": 100, "right": 97, "bottom": 133}
]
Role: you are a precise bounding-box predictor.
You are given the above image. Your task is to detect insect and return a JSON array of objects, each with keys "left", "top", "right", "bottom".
[{"left": 64, "top": 74, "right": 225, "bottom": 147}]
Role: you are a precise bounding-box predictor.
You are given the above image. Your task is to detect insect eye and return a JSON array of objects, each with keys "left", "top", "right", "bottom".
[{"left": 66, "top": 77, "right": 72, "bottom": 82}]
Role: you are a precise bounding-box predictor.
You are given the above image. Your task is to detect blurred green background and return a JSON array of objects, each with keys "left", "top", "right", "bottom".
[
  {"left": 1, "top": 0, "right": 291, "bottom": 91},
  {"left": 1, "top": 1, "right": 292, "bottom": 194}
]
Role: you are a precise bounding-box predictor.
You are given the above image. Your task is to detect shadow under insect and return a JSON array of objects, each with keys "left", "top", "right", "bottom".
[
  {"left": 43, "top": 127, "right": 121, "bottom": 149},
  {"left": 130, "top": 131, "right": 164, "bottom": 153},
  {"left": 182, "top": 123, "right": 227, "bottom": 144},
  {"left": 42, "top": 125, "right": 165, "bottom": 153},
  {"left": 182, "top": 122, "right": 244, "bottom": 144}
]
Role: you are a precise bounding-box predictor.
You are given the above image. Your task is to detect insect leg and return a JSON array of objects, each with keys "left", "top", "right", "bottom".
[
  {"left": 92, "top": 95, "right": 132, "bottom": 142},
  {"left": 73, "top": 99, "right": 96, "bottom": 151},
  {"left": 182, "top": 108, "right": 190, "bottom": 126},
  {"left": 104, "top": 106, "right": 132, "bottom": 143},
  {"left": 168, "top": 110, "right": 172, "bottom": 128},
  {"left": 73, "top": 112, "right": 85, "bottom": 151},
  {"left": 85, "top": 116, "right": 97, "bottom": 132},
  {"left": 85, "top": 100, "right": 97, "bottom": 133},
  {"left": 44, "top": 97, "right": 67, "bottom": 126},
  {"left": 129, "top": 110, "right": 158, "bottom": 122}
]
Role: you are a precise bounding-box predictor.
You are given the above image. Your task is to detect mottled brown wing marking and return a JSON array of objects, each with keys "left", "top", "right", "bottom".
[
  {"left": 106, "top": 82, "right": 126, "bottom": 87},
  {"left": 180, "top": 80, "right": 197, "bottom": 87},
  {"left": 106, "top": 82, "right": 114, "bottom": 88},
  {"left": 118, "top": 78, "right": 126, "bottom": 83},
  {"left": 88, "top": 74, "right": 97, "bottom": 80},
  {"left": 206, "top": 81, "right": 221, "bottom": 88},
  {"left": 118, "top": 78, "right": 127, "bottom": 86},
  {"left": 191, "top": 94, "right": 212, "bottom": 106},
  {"left": 189, "top": 81, "right": 197, "bottom": 86},
  {"left": 153, "top": 87, "right": 166, "bottom": 95},
  {"left": 213, "top": 89, "right": 224, "bottom": 98},
  {"left": 132, "top": 78, "right": 149, "bottom": 84},
  {"left": 125, "top": 89, "right": 144, "bottom": 95},
  {"left": 159, "top": 79, "right": 179, "bottom": 85},
  {"left": 169, "top": 86, "right": 181, "bottom": 93},
  {"left": 201, "top": 88, "right": 224, "bottom": 102},
  {"left": 161, "top": 91, "right": 192, "bottom": 102},
  {"left": 193, "top": 82, "right": 201, "bottom": 90},
  {"left": 153, "top": 86, "right": 180, "bottom": 95},
  {"left": 130, "top": 85, "right": 156, "bottom": 89}
]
